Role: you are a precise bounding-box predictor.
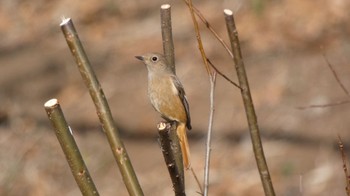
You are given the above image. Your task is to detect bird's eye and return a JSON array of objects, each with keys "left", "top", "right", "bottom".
[{"left": 151, "top": 56, "right": 158, "bottom": 62}]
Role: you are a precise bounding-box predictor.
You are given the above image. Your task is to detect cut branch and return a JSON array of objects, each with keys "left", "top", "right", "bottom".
[
  {"left": 158, "top": 122, "right": 186, "bottom": 196},
  {"left": 161, "top": 4, "right": 176, "bottom": 73},
  {"left": 224, "top": 9, "right": 275, "bottom": 196},
  {"left": 44, "top": 99, "right": 99, "bottom": 196},
  {"left": 60, "top": 18, "right": 143, "bottom": 196},
  {"left": 160, "top": 5, "right": 186, "bottom": 190}
]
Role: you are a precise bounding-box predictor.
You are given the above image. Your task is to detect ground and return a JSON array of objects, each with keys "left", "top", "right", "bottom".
[{"left": 1, "top": 0, "right": 350, "bottom": 195}]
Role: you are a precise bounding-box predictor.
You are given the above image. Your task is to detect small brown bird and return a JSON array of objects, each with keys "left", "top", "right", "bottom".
[{"left": 136, "top": 53, "right": 191, "bottom": 169}]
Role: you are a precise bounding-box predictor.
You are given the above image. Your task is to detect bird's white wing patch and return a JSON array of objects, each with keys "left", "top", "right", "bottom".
[{"left": 170, "top": 78, "right": 179, "bottom": 95}]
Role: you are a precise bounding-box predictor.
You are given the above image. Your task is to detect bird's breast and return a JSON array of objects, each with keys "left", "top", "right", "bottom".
[{"left": 147, "top": 74, "right": 187, "bottom": 123}]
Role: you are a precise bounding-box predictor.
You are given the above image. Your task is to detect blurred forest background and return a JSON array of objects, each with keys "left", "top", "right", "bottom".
[{"left": 1, "top": 0, "right": 350, "bottom": 195}]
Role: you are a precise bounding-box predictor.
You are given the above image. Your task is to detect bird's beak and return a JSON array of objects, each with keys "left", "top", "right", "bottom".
[{"left": 135, "top": 56, "right": 144, "bottom": 61}]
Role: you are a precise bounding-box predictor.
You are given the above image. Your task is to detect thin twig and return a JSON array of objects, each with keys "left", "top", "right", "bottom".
[
  {"left": 44, "top": 99, "right": 99, "bottom": 196},
  {"left": 190, "top": 167, "right": 203, "bottom": 195},
  {"left": 297, "top": 55, "right": 350, "bottom": 109},
  {"left": 183, "top": 0, "right": 240, "bottom": 89},
  {"left": 323, "top": 54, "right": 350, "bottom": 98},
  {"left": 297, "top": 100, "right": 350, "bottom": 110},
  {"left": 204, "top": 72, "right": 217, "bottom": 196},
  {"left": 224, "top": 9, "right": 275, "bottom": 196},
  {"left": 207, "top": 58, "right": 241, "bottom": 89},
  {"left": 158, "top": 122, "right": 186, "bottom": 196},
  {"left": 187, "top": 0, "right": 212, "bottom": 76},
  {"left": 60, "top": 18, "right": 143, "bottom": 196},
  {"left": 337, "top": 135, "right": 350, "bottom": 196},
  {"left": 182, "top": 0, "right": 233, "bottom": 59}
]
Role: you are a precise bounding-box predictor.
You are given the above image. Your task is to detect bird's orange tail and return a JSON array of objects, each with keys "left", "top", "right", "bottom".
[{"left": 177, "top": 123, "right": 191, "bottom": 169}]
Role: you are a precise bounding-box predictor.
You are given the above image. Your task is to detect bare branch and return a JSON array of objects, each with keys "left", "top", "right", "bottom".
[
  {"left": 323, "top": 54, "right": 350, "bottom": 97},
  {"left": 204, "top": 72, "right": 217, "bottom": 196},
  {"left": 158, "top": 122, "right": 186, "bottom": 196},
  {"left": 183, "top": 0, "right": 240, "bottom": 89},
  {"left": 182, "top": 0, "right": 233, "bottom": 59},
  {"left": 161, "top": 4, "right": 176, "bottom": 73},
  {"left": 160, "top": 6, "right": 186, "bottom": 193},
  {"left": 190, "top": 167, "right": 203, "bottom": 195},
  {"left": 60, "top": 18, "right": 143, "bottom": 196},
  {"left": 44, "top": 99, "right": 99, "bottom": 196},
  {"left": 186, "top": 0, "right": 212, "bottom": 76},
  {"left": 297, "top": 100, "right": 350, "bottom": 110},
  {"left": 337, "top": 135, "right": 350, "bottom": 196},
  {"left": 206, "top": 58, "right": 241, "bottom": 89},
  {"left": 224, "top": 9, "right": 275, "bottom": 196},
  {"left": 297, "top": 55, "right": 350, "bottom": 109}
]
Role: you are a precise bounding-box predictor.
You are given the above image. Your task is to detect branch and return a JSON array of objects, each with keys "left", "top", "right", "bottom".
[
  {"left": 160, "top": 4, "right": 176, "bottom": 73},
  {"left": 203, "top": 72, "right": 217, "bottom": 196},
  {"left": 297, "top": 100, "right": 350, "bottom": 110},
  {"left": 323, "top": 54, "right": 350, "bottom": 98},
  {"left": 337, "top": 135, "right": 350, "bottom": 196},
  {"left": 183, "top": 0, "right": 240, "bottom": 89},
  {"left": 182, "top": 0, "right": 233, "bottom": 58},
  {"left": 44, "top": 99, "right": 99, "bottom": 196},
  {"left": 158, "top": 122, "right": 186, "bottom": 196},
  {"left": 60, "top": 18, "right": 143, "bottom": 196},
  {"left": 160, "top": 5, "right": 186, "bottom": 190},
  {"left": 207, "top": 58, "right": 241, "bottom": 89},
  {"left": 297, "top": 55, "right": 350, "bottom": 109},
  {"left": 186, "top": 0, "right": 212, "bottom": 76},
  {"left": 224, "top": 9, "right": 276, "bottom": 196}
]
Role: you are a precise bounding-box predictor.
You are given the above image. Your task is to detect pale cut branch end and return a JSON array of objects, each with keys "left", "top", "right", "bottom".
[
  {"left": 60, "top": 17, "right": 71, "bottom": 26},
  {"left": 44, "top": 98, "right": 59, "bottom": 108},
  {"left": 161, "top": 4, "right": 171, "bottom": 10},
  {"left": 223, "top": 9, "right": 233, "bottom": 16},
  {"left": 157, "top": 122, "right": 168, "bottom": 130}
]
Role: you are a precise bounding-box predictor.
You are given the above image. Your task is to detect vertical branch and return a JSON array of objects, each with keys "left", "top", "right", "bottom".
[
  {"left": 158, "top": 4, "right": 185, "bottom": 195},
  {"left": 224, "top": 9, "right": 275, "bottom": 196},
  {"left": 203, "top": 72, "right": 217, "bottom": 196},
  {"left": 337, "top": 135, "right": 350, "bottom": 196},
  {"left": 161, "top": 4, "right": 176, "bottom": 73},
  {"left": 186, "top": 1, "right": 218, "bottom": 194},
  {"left": 160, "top": 4, "right": 185, "bottom": 188},
  {"left": 44, "top": 99, "right": 99, "bottom": 196},
  {"left": 158, "top": 122, "right": 186, "bottom": 196},
  {"left": 60, "top": 18, "right": 143, "bottom": 196}
]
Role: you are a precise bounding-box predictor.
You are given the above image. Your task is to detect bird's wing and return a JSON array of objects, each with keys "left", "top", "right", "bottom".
[{"left": 171, "top": 75, "right": 192, "bottom": 130}]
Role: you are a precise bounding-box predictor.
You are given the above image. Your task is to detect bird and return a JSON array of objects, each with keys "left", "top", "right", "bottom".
[{"left": 135, "top": 52, "right": 191, "bottom": 169}]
